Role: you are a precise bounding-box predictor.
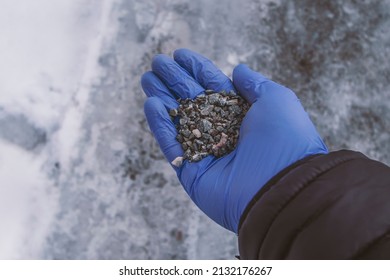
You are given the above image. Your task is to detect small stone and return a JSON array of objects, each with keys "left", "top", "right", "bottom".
[
  {"left": 171, "top": 156, "right": 184, "bottom": 167},
  {"left": 200, "top": 109, "right": 209, "bottom": 116},
  {"left": 181, "top": 129, "right": 191, "bottom": 138},
  {"left": 200, "top": 105, "right": 214, "bottom": 116},
  {"left": 184, "top": 149, "right": 191, "bottom": 158},
  {"left": 217, "top": 98, "right": 227, "bottom": 106},
  {"left": 176, "top": 134, "right": 184, "bottom": 142},
  {"left": 227, "top": 99, "right": 238, "bottom": 105},
  {"left": 213, "top": 132, "right": 228, "bottom": 150},
  {"left": 169, "top": 108, "right": 178, "bottom": 117},
  {"left": 192, "top": 154, "right": 202, "bottom": 161},
  {"left": 192, "top": 129, "right": 202, "bottom": 138},
  {"left": 209, "top": 129, "right": 218, "bottom": 136},
  {"left": 199, "top": 152, "right": 208, "bottom": 158},
  {"left": 199, "top": 119, "right": 212, "bottom": 132},
  {"left": 179, "top": 118, "right": 188, "bottom": 125},
  {"left": 202, "top": 133, "right": 211, "bottom": 140},
  {"left": 229, "top": 104, "right": 242, "bottom": 115},
  {"left": 208, "top": 93, "right": 219, "bottom": 105}
]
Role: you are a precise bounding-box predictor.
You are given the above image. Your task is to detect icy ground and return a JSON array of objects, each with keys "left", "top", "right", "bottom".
[{"left": 0, "top": 0, "right": 389, "bottom": 259}]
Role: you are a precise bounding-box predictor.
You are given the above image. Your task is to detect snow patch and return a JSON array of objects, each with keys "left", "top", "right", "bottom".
[{"left": 0, "top": 140, "right": 58, "bottom": 259}]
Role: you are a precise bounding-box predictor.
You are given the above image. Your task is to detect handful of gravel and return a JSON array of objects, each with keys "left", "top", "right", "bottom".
[{"left": 169, "top": 90, "right": 250, "bottom": 167}]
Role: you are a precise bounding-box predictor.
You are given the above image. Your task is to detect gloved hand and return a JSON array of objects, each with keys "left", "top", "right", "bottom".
[{"left": 141, "top": 49, "right": 328, "bottom": 233}]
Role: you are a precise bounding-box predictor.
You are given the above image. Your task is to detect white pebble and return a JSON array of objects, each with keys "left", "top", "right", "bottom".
[
  {"left": 171, "top": 156, "right": 184, "bottom": 167},
  {"left": 192, "top": 129, "right": 202, "bottom": 138}
]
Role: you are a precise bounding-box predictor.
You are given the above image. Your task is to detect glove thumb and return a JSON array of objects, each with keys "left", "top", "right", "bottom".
[{"left": 232, "top": 64, "right": 269, "bottom": 104}]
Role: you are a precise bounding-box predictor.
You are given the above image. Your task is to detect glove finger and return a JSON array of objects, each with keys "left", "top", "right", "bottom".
[
  {"left": 173, "top": 48, "right": 235, "bottom": 93},
  {"left": 141, "top": 71, "right": 178, "bottom": 109},
  {"left": 232, "top": 64, "right": 269, "bottom": 104},
  {"left": 144, "top": 97, "right": 183, "bottom": 164},
  {"left": 152, "top": 54, "right": 204, "bottom": 99}
]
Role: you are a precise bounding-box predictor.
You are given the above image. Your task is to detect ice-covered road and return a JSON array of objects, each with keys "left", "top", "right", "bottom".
[{"left": 0, "top": 0, "right": 389, "bottom": 259}]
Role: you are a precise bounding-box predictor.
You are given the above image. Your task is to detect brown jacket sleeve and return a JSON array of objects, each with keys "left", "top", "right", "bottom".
[{"left": 238, "top": 150, "right": 390, "bottom": 259}]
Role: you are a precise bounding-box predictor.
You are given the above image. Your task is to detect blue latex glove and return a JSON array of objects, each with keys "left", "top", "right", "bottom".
[{"left": 142, "top": 49, "right": 328, "bottom": 233}]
